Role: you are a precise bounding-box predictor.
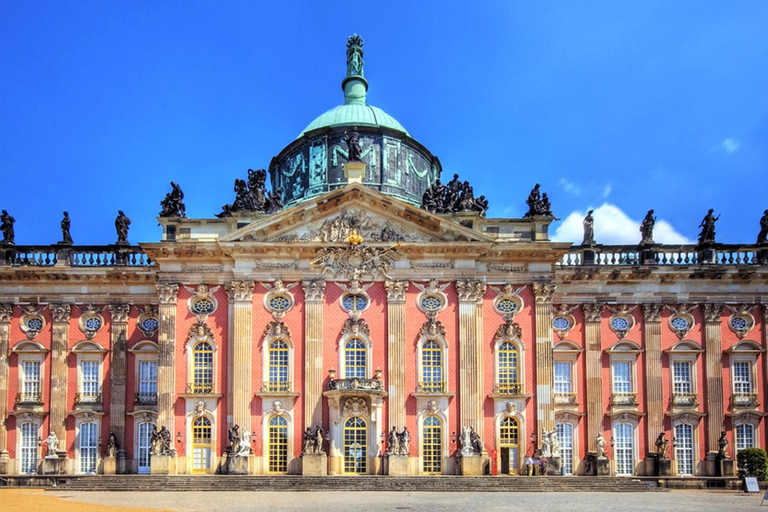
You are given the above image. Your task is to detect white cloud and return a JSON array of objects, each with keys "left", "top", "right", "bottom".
[
  {"left": 552, "top": 203, "right": 693, "bottom": 245},
  {"left": 602, "top": 184, "right": 612, "bottom": 198},
  {"left": 558, "top": 177, "right": 581, "bottom": 196},
  {"left": 711, "top": 138, "right": 740, "bottom": 153}
]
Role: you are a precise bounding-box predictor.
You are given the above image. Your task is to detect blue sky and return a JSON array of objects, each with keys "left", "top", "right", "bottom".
[{"left": 1, "top": 2, "right": 766, "bottom": 246}]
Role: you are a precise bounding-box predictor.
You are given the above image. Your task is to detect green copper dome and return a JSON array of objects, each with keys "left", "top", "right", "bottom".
[{"left": 298, "top": 34, "right": 409, "bottom": 138}]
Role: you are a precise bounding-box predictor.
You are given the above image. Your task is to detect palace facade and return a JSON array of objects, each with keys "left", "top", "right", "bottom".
[{"left": 1, "top": 35, "right": 767, "bottom": 479}]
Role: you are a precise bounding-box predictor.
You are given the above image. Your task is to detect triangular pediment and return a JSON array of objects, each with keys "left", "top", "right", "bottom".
[{"left": 219, "top": 183, "right": 493, "bottom": 244}]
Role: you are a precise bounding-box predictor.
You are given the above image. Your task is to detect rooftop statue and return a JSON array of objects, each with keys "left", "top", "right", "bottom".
[
  {"left": 582, "top": 210, "right": 595, "bottom": 245},
  {"left": 758, "top": 209, "right": 768, "bottom": 245},
  {"left": 0, "top": 209, "right": 15, "bottom": 245},
  {"left": 524, "top": 183, "right": 554, "bottom": 217},
  {"left": 640, "top": 209, "right": 656, "bottom": 245},
  {"left": 115, "top": 210, "right": 131, "bottom": 245},
  {"left": 343, "top": 130, "right": 362, "bottom": 162},
  {"left": 697, "top": 208, "right": 720, "bottom": 246},
  {"left": 346, "top": 34, "right": 364, "bottom": 77},
  {"left": 217, "top": 169, "right": 283, "bottom": 217},
  {"left": 420, "top": 173, "right": 488, "bottom": 217},
  {"left": 60, "top": 211, "right": 73, "bottom": 245},
  {"left": 159, "top": 181, "right": 186, "bottom": 218}
]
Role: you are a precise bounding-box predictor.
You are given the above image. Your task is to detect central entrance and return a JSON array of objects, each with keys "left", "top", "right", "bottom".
[
  {"left": 343, "top": 416, "right": 367, "bottom": 474},
  {"left": 499, "top": 417, "right": 519, "bottom": 475},
  {"left": 192, "top": 416, "right": 212, "bottom": 474}
]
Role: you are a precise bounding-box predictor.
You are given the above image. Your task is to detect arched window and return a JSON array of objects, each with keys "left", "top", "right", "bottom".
[
  {"left": 344, "top": 338, "right": 367, "bottom": 379},
  {"left": 268, "top": 416, "right": 289, "bottom": 474},
  {"left": 421, "top": 340, "right": 444, "bottom": 393},
  {"left": 497, "top": 341, "right": 520, "bottom": 394},
  {"left": 615, "top": 423, "right": 634, "bottom": 476},
  {"left": 556, "top": 422, "right": 574, "bottom": 475},
  {"left": 19, "top": 422, "right": 38, "bottom": 474},
  {"left": 192, "top": 342, "right": 214, "bottom": 394},
  {"left": 499, "top": 417, "right": 519, "bottom": 474},
  {"left": 674, "top": 424, "right": 694, "bottom": 476},
  {"left": 266, "top": 340, "right": 290, "bottom": 393},
  {"left": 422, "top": 415, "right": 443, "bottom": 474},
  {"left": 343, "top": 416, "right": 367, "bottom": 474},
  {"left": 79, "top": 422, "right": 98, "bottom": 474},
  {"left": 192, "top": 416, "right": 212, "bottom": 473}
]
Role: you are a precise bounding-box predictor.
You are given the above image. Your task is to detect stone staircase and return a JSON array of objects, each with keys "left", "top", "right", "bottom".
[{"left": 54, "top": 475, "right": 665, "bottom": 492}]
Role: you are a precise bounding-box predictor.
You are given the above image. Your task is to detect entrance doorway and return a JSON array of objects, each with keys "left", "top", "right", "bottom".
[
  {"left": 137, "top": 422, "right": 155, "bottom": 474},
  {"left": 192, "top": 416, "right": 212, "bottom": 474},
  {"left": 268, "top": 415, "right": 288, "bottom": 474},
  {"left": 343, "top": 417, "right": 367, "bottom": 474},
  {"left": 422, "top": 415, "right": 442, "bottom": 474},
  {"left": 499, "top": 417, "right": 519, "bottom": 474}
]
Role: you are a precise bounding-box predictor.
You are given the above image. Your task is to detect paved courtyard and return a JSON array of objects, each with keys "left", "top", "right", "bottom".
[{"left": 1, "top": 489, "right": 765, "bottom": 512}]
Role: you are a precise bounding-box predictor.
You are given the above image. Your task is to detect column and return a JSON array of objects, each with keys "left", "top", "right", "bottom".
[
  {"left": 0, "top": 304, "right": 12, "bottom": 469},
  {"left": 456, "top": 280, "right": 486, "bottom": 434},
  {"left": 583, "top": 303, "right": 603, "bottom": 452},
  {"left": 49, "top": 303, "right": 71, "bottom": 447},
  {"left": 533, "top": 283, "right": 556, "bottom": 434},
  {"left": 156, "top": 284, "right": 179, "bottom": 431},
  {"left": 385, "top": 280, "right": 408, "bottom": 431},
  {"left": 642, "top": 304, "right": 664, "bottom": 455},
  {"left": 228, "top": 281, "right": 254, "bottom": 431},
  {"left": 302, "top": 280, "right": 325, "bottom": 429},
  {"left": 703, "top": 303, "right": 724, "bottom": 453},
  {"left": 107, "top": 304, "right": 131, "bottom": 468}
]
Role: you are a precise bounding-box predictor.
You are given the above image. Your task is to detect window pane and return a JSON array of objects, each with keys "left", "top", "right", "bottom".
[
  {"left": 672, "top": 362, "right": 692, "bottom": 394},
  {"left": 612, "top": 362, "right": 631, "bottom": 393},
  {"left": 81, "top": 361, "right": 99, "bottom": 397},
  {"left": 733, "top": 362, "right": 752, "bottom": 394},
  {"left": 554, "top": 362, "right": 571, "bottom": 393},
  {"left": 139, "top": 361, "right": 158, "bottom": 396}
]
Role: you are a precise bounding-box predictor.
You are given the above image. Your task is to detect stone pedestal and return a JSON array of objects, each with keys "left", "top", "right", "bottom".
[
  {"left": 719, "top": 458, "right": 734, "bottom": 477},
  {"left": 547, "top": 456, "right": 562, "bottom": 476},
  {"left": 386, "top": 455, "right": 409, "bottom": 476},
  {"left": 0, "top": 450, "right": 9, "bottom": 474},
  {"left": 343, "top": 162, "right": 366, "bottom": 184},
  {"left": 704, "top": 452, "right": 718, "bottom": 476},
  {"left": 150, "top": 454, "right": 173, "bottom": 475},
  {"left": 102, "top": 456, "right": 117, "bottom": 474},
  {"left": 41, "top": 455, "right": 66, "bottom": 475},
  {"left": 657, "top": 458, "right": 672, "bottom": 477},
  {"left": 459, "top": 455, "right": 485, "bottom": 476},
  {"left": 301, "top": 453, "right": 328, "bottom": 476},
  {"left": 596, "top": 457, "right": 610, "bottom": 476},
  {"left": 228, "top": 455, "right": 249, "bottom": 475}
]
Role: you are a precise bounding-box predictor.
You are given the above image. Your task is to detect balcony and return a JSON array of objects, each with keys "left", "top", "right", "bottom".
[
  {"left": 134, "top": 393, "right": 158, "bottom": 405},
  {"left": 262, "top": 381, "right": 292, "bottom": 393},
  {"left": 554, "top": 391, "right": 578, "bottom": 405},
  {"left": 494, "top": 382, "right": 524, "bottom": 395},
  {"left": 74, "top": 392, "right": 102, "bottom": 405},
  {"left": 611, "top": 392, "right": 638, "bottom": 405},
  {"left": 672, "top": 392, "right": 698, "bottom": 407},
  {"left": 417, "top": 381, "right": 447, "bottom": 394},
  {"left": 731, "top": 392, "right": 759, "bottom": 408},
  {"left": 15, "top": 392, "right": 43, "bottom": 405},
  {"left": 186, "top": 383, "right": 214, "bottom": 395}
]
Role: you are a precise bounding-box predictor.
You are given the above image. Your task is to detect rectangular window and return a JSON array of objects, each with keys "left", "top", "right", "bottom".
[
  {"left": 736, "top": 424, "right": 755, "bottom": 452},
  {"left": 554, "top": 362, "right": 572, "bottom": 394},
  {"left": 79, "top": 422, "right": 98, "bottom": 474},
  {"left": 21, "top": 361, "right": 41, "bottom": 402},
  {"left": 81, "top": 361, "right": 99, "bottom": 400},
  {"left": 674, "top": 423, "right": 694, "bottom": 476},
  {"left": 672, "top": 362, "right": 692, "bottom": 394},
  {"left": 138, "top": 361, "right": 157, "bottom": 401},
  {"left": 615, "top": 423, "right": 634, "bottom": 476},
  {"left": 612, "top": 362, "right": 631, "bottom": 393},
  {"left": 733, "top": 362, "right": 752, "bottom": 394}
]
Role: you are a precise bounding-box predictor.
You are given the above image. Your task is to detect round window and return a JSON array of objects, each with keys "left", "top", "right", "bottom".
[
  {"left": 420, "top": 295, "right": 444, "bottom": 312},
  {"left": 26, "top": 317, "right": 44, "bottom": 331},
  {"left": 552, "top": 316, "right": 570, "bottom": 331},
  {"left": 496, "top": 299, "right": 518, "bottom": 315},
  {"left": 670, "top": 317, "right": 689, "bottom": 331},
  {"left": 611, "top": 317, "right": 629, "bottom": 331},
  {"left": 140, "top": 317, "right": 159, "bottom": 332},
  {"left": 83, "top": 316, "right": 102, "bottom": 331},
  {"left": 268, "top": 295, "right": 292, "bottom": 312},
  {"left": 342, "top": 294, "right": 368, "bottom": 312},
  {"left": 731, "top": 316, "right": 749, "bottom": 330},
  {"left": 191, "top": 298, "right": 216, "bottom": 315}
]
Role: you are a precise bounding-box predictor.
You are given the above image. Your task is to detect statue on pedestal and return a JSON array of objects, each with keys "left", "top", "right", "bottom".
[
  {"left": 583, "top": 210, "right": 595, "bottom": 245},
  {"left": 343, "top": 131, "right": 362, "bottom": 162},
  {"left": 655, "top": 432, "right": 669, "bottom": 459},
  {"left": 313, "top": 426, "right": 325, "bottom": 455},
  {"left": 43, "top": 432, "right": 59, "bottom": 457},
  {"left": 399, "top": 427, "right": 411, "bottom": 456},
  {"left": 697, "top": 209, "right": 720, "bottom": 245},
  {"left": 0, "top": 209, "right": 15, "bottom": 245},
  {"left": 302, "top": 427, "right": 315, "bottom": 455},
  {"left": 235, "top": 430, "right": 251, "bottom": 457},
  {"left": 159, "top": 181, "right": 186, "bottom": 218},
  {"left": 60, "top": 211, "right": 73, "bottom": 245},
  {"left": 228, "top": 425, "right": 241, "bottom": 453},
  {"left": 596, "top": 432, "right": 607, "bottom": 458},
  {"left": 717, "top": 431, "right": 730, "bottom": 460},
  {"left": 115, "top": 210, "right": 131, "bottom": 244},
  {"left": 151, "top": 425, "right": 172, "bottom": 456},
  {"left": 757, "top": 209, "right": 768, "bottom": 245},
  {"left": 106, "top": 432, "right": 119, "bottom": 458},
  {"left": 386, "top": 426, "right": 399, "bottom": 456},
  {"left": 640, "top": 209, "right": 656, "bottom": 245}
]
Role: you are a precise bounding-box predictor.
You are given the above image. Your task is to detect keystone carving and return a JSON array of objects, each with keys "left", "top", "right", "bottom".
[
  {"left": 262, "top": 320, "right": 291, "bottom": 340},
  {"left": 187, "top": 321, "right": 214, "bottom": 342},
  {"left": 302, "top": 280, "right": 326, "bottom": 302},
  {"left": 341, "top": 318, "right": 370, "bottom": 339},
  {"left": 494, "top": 321, "right": 523, "bottom": 341},
  {"left": 532, "top": 283, "right": 556, "bottom": 304},
  {"left": 419, "top": 319, "right": 446, "bottom": 339},
  {"left": 49, "top": 303, "right": 71, "bottom": 323},
  {"left": 156, "top": 284, "right": 179, "bottom": 305}
]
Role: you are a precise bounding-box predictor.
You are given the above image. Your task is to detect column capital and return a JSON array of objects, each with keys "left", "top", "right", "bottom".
[
  {"left": 226, "top": 280, "right": 254, "bottom": 302},
  {"left": 582, "top": 303, "right": 604, "bottom": 323},
  {"left": 49, "top": 303, "right": 71, "bottom": 323},
  {"left": 302, "top": 279, "right": 326, "bottom": 302},
  {"left": 0, "top": 304, "right": 12, "bottom": 324},
  {"left": 455, "top": 280, "right": 486, "bottom": 302},
  {"left": 642, "top": 303, "right": 663, "bottom": 323},
  {"left": 107, "top": 304, "right": 131, "bottom": 324},
  {"left": 156, "top": 283, "right": 179, "bottom": 305},
  {"left": 532, "top": 283, "right": 556, "bottom": 304},
  {"left": 385, "top": 280, "right": 409, "bottom": 302},
  {"left": 702, "top": 303, "right": 723, "bottom": 324},
  {"left": 761, "top": 304, "right": 768, "bottom": 324}
]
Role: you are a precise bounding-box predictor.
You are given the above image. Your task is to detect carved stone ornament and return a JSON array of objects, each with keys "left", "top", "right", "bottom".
[
  {"left": 664, "top": 305, "right": 696, "bottom": 339},
  {"left": 136, "top": 305, "right": 159, "bottom": 338},
  {"left": 763, "top": 305, "right": 768, "bottom": 324},
  {"left": 334, "top": 278, "right": 373, "bottom": 320},
  {"left": 455, "top": 280, "right": 487, "bottom": 302},
  {"left": 194, "top": 401, "right": 207, "bottom": 415},
  {"left": 301, "top": 210, "right": 420, "bottom": 243},
  {"left": 19, "top": 305, "right": 44, "bottom": 340},
  {"left": 385, "top": 280, "right": 409, "bottom": 302},
  {"left": 268, "top": 400, "right": 286, "bottom": 416},
  {"left": 726, "top": 305, "right": 756, "bottom": 340},
  {"left": 552, "top": 304, "right": 578, "bottom": 340},
  {"left": 262, "top": 320, "right": 291, "bottom": 341},
  {"left": 582, "top": 303, "right": 603, "bottom": 323},
  {"left": 311, "top": 240, "right": 398, "bottom": 280},
  {"left": 702, "top": 303, "right": 723, "bottom": 324},
  {"left": 77, "top": 305, "right": 104, "bottom": 340},
  {"left": 227, "top": 280, "right": 254, "bottom": 302},
  {"left": 532, "top": 283, "right": 556, "bottom": 304},
  {"left": 302, "top": 280, "right": 326, "bottom": 302},
  {"left": 184, "top": 284, "right": 220, "bottom": 321},
  {"left": 495, "top": 321, "right": 523, "bottom": 342},
  {"left": 420, "top": 172, "right": 489, "bottom": 217},
  {"left": 426, "top": 400, "right": 439, "bottom": 414},
  {"left": 187, "top": 321, "right": 214, "bottom": 344},
  {"left": 419, "top": 319, "right": 447, "bottom": 339},
  {"left": 108, "top": 304, "right": 131, "bottom": 324},
  {"left": 342, "top": 397, "right": 369, "bottom": 418},
  {"left": 156, "top": 283, "right": 179, "bottom": 305},
  {"left": 262, "top": 280, "right": 297, "bottom": 321},
  {"left": 414, "top": 280, "right": 449, "bottom": 320},
  {"left": 505, "top": 402, "right": 517, "bottom": 415},
  {"left": 642, "top": 304, "right": 663, "bottom": 323},
  {"left": 0, "top": 304, "right": 13, "bottom": 323},
  {"left": 49, "top": 303, "right": 71, "bottom": 324},
  {"left": 608, "top": 305, "right": 637, "bottom": 340},
  {"left": 341, "top": 318, "right": 370, "bottom": 339},
  {"left": 490, "top": 284, "right": 526, "bottom": 322}
]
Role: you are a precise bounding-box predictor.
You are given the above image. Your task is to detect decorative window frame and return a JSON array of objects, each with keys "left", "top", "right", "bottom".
[
  {"left": 72, "top": 341, "right": 107, "bottom": 404},
  {"left": 261, "top": 280, "right": 297, "bottom": 321},
  {"left": 338, "top": 318, "right": 372, "bottom": 380},
  {"left": 184, "top": 284, "right": 220, "bottom": 320},
  {"left": 492, "top": 322, "right": 526, "bottom": 395},
  {"left": 184, "top": 400, "right": 218, "bottom": 474},
  {"left": 129, "top": 411, "right": 158, "bottom": 474},
  {"left": 19, "top": 306, "right": 45, "bottom": 340},
  {"left": 553, "top": 341, "right": 582, "bottom": 406},
  {"left": 665, "top": 305, "right": 696, "bottom": 340},
  {"left": 129, "top": 340, "right": 159, "bottom": 405},
  {"left": 610, "top": 412, "right": 642, "bottom": 476},
  {"left": 605, "top": 341, "right": 643, "bottom": 406},
  {"left": 552, "top": 305, "right": 578, "bottom": 340},
  {"left": 415, "top": 320, "right": 449, "bottom": 394},
  {"left": 15, "top": 346, "right": 46, "bottom": 405},
  {"left": 15, "top": 418, "right": 40, "bottom": 475},
  {"left": 608, "top": 305, "right": 637, "bottom": 340},
  {"left": 136, "top": 306, "right": 160, "bottom": 339},
  {"left": 416, "top": 400, "right": 450, "bottom": 475},
  {"left": 413, "top": 280, "right": 449, "bottom": 320},
  {"left": 732, "top": 413, "right": 763, "bottom": 452},
  {"left": 261, "top": 321, "right": 294, "bottom": 394},
  {"left": 489, "top": 284, "right": 526, "bottom": 322},
  {"left": 727, "top": 341, "right": 763, "bottom": 408},
  {"left": 726, "top": 305, "right": 757, "bottom": 340},
  {"left": 664, "top": 341, "right": 703, "bottom": 407},
  {"left": 184, "top": 322, "right": 218, "bottom": 395},
  {"left": 74, "top": 413, "right": 102, "bottom": 475},
  {"left": 77, "top": 306, "right": 105, "bottom": 340}
]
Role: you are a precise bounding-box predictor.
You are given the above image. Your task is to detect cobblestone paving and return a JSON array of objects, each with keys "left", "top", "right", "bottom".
[{"left": 45, "top": 490, "right": 767, "bottom": 511}]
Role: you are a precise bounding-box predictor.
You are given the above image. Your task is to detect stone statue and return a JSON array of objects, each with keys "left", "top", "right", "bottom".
[
  {"left": 541, "top": 193, "right": 553, "bottom": 217},
  {"left": 106, "top": 431, "right": 119, "bottom": 458},
  {"left": 217, "top": 169, "right": 283, "bottom": 217},
  {"left": 115, "top": 210, "right": 131, "bottom": 244},
  {"left": 159, "top": 181, "right": 186, "bottom": 218},
  {"left": 582, "top": 210, "right": 595, "bottom": 245},
  {"left": 473, "top": 195, "right": 489, "bottom": 218},
  {"left": 655, "top": 432, "right": 668, "bottom": 459},
  {"left": 346, "top": 34, "right": 365, "bottom": 77},
  {"left": 459, "top": 427, "right": 474, "bottom": 456},
  {"left": 313, "top": 426, "right": 325, "bottom": 455},
  {"left": 540, "top": 428, "right": 551, "bottom": 457},
  {"left": 717, "top": 431, "right": 729, "bottom": 459},
  {"left": 469, "top": 426, "right": 483, "bottom": 454},
  {"left": 697, "top": 208, "right": 720, "bottom": 245},
  {"left": 399, "top": 427, "right": 411, "bottom": 456},
  {"left": 757, "top": 209, "right": 768, "bottom": 245},
  {"left": 640, "top": 209, "right": 656, "bottom": 245},
  {"left": 151, "top": 425, "right": 172, "bottom": 456},
  {"left": 0, "top": 209, "right": 15, "bottom": 245},
  {"left": 150, "top": 425, "right": 161, "bottom": 455},
  {"left": 228, "top": 424, "right": 241, "bottom": 453},
  {"left": 302, "top": 427, "right": 315, "bottom": 455},
  {"left": 343, "top": 131, "right": 362, "bottom": 162},
  {"left": 386, "top": 426, "right": 399, "bottom": 456},
  {"left": 235, "top": 430, "right": 251, "bottom": 457},
  {"left": 446, "top": 174, "right": 462, "bottom": 211},
  {"left": 548, "top": 429, "right": 560, "bottom": 458},
  {"left": 60, "top": 211, "right": 73, "bottom": 245},
  {"left": 44, "top": 432, "right": 59, "bottom": 456},
  {"left": 419, "top": 173, "right": 488, "bottom": 216},
  {"left": 596, "top": 432, "right": 606, "bottom": 458},
  {"left": 524, "top": 184, "right": 551, "bottom": 217}
]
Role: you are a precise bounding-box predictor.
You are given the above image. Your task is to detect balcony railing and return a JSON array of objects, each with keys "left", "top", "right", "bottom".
[
  {"left": 187, "top": 383, "right": 214, "bottom": 394},
  {"left": 15, "top": 392, "right": 43, "bottom": 405},
  {"left": 554, "top": 391, "right": 578, "bottom": 405},
  {"left": 417, "top": 381, "right": 447, "bottom": 393},
  {"left": 494, "top": 382, "right": 524, "bottom": 395},
  {"left": 731, "top": 392, "right": 759, "bottom": 408},
  {"left": 134, "top": 393, "right": 158, "bottom": 405},
  {"left": 0, "top": 245, "right": 153, "bottom": 267},
  {"left": 328, "top": 377, "right": 385, "bottom": 392},
  {"left": 74, "top": 392, "right": 102, "bottom": 405},
  {"left": 672, "top": 392, "right": 698, "bottom": 406},
  {"left": 611, "top": 392, "right": 638, "bottom": 405},
  {"left": 558, "top": 244, "right": 767, "bottom": 267},
  {"left": 262, "top": 381, "right": 292, "bottom": 393}
]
